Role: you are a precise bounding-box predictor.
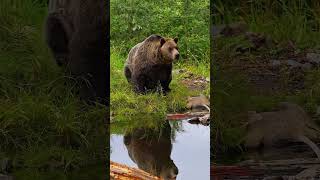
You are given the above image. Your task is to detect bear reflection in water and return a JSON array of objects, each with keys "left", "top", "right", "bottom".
[{"left": 124, "top": 121, "right": 179, "bottom": 180}]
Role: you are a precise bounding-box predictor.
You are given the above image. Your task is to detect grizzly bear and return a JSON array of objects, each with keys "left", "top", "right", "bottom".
[
  {"left": 45, "top": 0, "right": 109, "bottom": 105},
  {"left": 124, "top": 121, "right": 179, "bottom": 180},
  {"left": 124, "top": 35, "right": 179, "bottom": 94}
]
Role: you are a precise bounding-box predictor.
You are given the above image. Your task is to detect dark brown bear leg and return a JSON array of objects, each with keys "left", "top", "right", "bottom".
[
  {"left": 132, "top": 74, "right": 147, "bottom": 94},
  {"left": 161, "top": 72, "right": 172, "bottom": 94},
  {"left": 124, "top": 65, "right": 132, "bottom": 83}
]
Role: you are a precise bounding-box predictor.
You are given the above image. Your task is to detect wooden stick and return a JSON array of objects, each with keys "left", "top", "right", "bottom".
[{"left": 110, "top": 161, "right": 161, "bottom": 180}]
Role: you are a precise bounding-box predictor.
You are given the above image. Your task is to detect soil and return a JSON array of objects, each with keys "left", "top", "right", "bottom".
[{"left": 174, "top": 69, "right": 209, "bottom": 91}]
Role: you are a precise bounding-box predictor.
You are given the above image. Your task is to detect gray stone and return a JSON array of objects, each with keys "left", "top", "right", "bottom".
[
  {"left": 287, "top": 59, "right": 302, "bottom": 67},
  {"left": 270, "top": 60, "right": 281, "bottom": 66},
  {"left": 302, "top": 63, "right": 312, "bottom": 70},
  {"left": 306, "top": 53, "right": 320, "bottom": 64},
  {"left": 212, "top": 22, "right": 248, "bottom": 37},
  {"left": 211, "top": 25, "right": 226, "bottom": 36}
]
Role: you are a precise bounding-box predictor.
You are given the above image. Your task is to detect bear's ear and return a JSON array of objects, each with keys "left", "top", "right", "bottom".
[
  {"left": 174, "top": 37, "right": 178, "bottom": 43},
  {"left": 160, "top": 38, "right": 166, "bottom": 47}
]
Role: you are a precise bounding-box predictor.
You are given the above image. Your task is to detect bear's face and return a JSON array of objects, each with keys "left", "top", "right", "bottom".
[{"left": 160, "top": 38, "right": 179, "bottom": 63}]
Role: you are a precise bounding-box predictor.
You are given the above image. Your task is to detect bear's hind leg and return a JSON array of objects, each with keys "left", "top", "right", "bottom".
[{"left": 124, "top": 65, "right": 132, "bottom": 82}]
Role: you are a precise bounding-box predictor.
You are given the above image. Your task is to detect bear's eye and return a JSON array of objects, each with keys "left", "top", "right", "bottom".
[{"left": 169, "top": 47, "right": 173, "bottom": 51}]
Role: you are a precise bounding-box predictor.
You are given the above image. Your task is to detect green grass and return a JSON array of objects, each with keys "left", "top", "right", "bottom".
[
  {"left": 0, "top": 0, "right": 108, "bottom": 179},
  {"left": 110, "top": 115, "right": 183, "bottom": 136},
  {"left": 110, "top": 48, "right": 210, "bottom": 122}
]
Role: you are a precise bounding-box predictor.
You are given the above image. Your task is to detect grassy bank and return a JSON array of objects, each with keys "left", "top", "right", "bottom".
[
  {"left": 212, "top": 0, "right": 320, "bottom": 162},
  {"left": 0, "top": 1, "right": 107, "bottom": 179},
  {"left": 110, "top": 49, "right": 210, "bottom": 122}
]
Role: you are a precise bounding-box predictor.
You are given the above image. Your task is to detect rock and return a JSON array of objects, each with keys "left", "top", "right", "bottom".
[
  {"left": 306, "top": 53, "right": 320, "bottom": 64},
  {"left": 219, "top": 22, "right": 248, "bottom": 37},
  {"left": 287, "top": 60, "right": 302, "bottom": 68},
  {"left": 211, "top": 24, "right": 226, "bottom": 36},
  {"left": 198, "top": 114, "right": 210, "bottom": 126},
  {"left": 302, "top": 63, "right": 312, "bottom": 70},
  {"left": 270, "top": 60, "right": 281, "bottom": 67},
  {"left": 245, "top": 32, "right": 274, "bottom": 49},
  {"left": 187, "top": 94, "right": 210, "bottom": 112}
]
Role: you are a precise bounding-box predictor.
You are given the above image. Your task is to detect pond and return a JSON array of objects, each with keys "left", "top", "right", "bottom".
[{"left": 110, "top": 119, "right": 210, "bottom": 180}]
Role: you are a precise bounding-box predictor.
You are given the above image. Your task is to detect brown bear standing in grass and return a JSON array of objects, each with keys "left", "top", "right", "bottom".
[
  {"left": 45, "top": 0, "right": 109, "bottom": 105},
  {"left": 124, "top": 35, "right": 179, "bottom": 94}
]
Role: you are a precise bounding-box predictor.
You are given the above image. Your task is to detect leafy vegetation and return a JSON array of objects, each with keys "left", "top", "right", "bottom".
[
  {"left": 0, "top": 0, "right": 107, "bottom": 179},
  {"left": 212, "top": 0, "right": 320, "bottom": 163},
  {"left": 110, "top": 0, "right": 210, "bottom": 122}
]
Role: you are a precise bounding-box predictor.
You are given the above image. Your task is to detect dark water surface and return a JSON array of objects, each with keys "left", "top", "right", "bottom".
[{"left": 110, "top": 120, "right": 210, "bottom": 180}]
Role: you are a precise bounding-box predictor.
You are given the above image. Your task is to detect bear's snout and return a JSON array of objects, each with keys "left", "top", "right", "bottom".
[{"left": 175, "top": 53, "right": 180, "bottom": 60}]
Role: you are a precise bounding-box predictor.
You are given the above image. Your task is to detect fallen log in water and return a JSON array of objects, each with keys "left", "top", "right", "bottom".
[
  {"left": 167, "top": 112, "right": 210, "bottom": 125},
  {"left": 167, "top": 112, "right": 209, "bottom": 120},
  {"left": 110, "top": 161, "right": 161, "bottom": 180}
]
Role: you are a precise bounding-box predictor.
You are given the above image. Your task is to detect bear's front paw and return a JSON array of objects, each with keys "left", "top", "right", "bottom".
[
  {"left": 162, "top": 88, "right": 171, "bottom": 95},
  {"left": 134, "top": 86, "right": 147, "bottom": 94}
]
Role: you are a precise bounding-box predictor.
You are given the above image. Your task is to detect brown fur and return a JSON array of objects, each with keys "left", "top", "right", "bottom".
[
  {"left": 45, "top": 0, "right": 109, "bottom": 104},
  {"left": 246, "top": 102, "right": 320, "bottom": 158},
  {"left": 124, "top": 35, "right": 179, "bottom": 94},
  {"left": 124, "top": 121, "right": 178, "bottom": 180}
]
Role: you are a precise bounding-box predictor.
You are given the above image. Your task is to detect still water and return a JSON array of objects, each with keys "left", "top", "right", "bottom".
[{"left": 110, "top": 120, "right": 210, "bottom": 180}]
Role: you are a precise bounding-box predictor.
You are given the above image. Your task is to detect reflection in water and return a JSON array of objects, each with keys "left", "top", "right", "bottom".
[
  {"left": 123, "top": 121, "right": 178, "bottom": 180},
  {"left": 111, "top": 119, "right": 210, "bottom": 180}
]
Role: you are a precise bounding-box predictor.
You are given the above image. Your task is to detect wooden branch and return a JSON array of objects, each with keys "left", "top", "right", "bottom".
[
  {"left": 110, "top": 161, "right": 161, "bottom": 180},
  {"left": 167, "top": 112, "right": 209, "bottom": 121}
]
